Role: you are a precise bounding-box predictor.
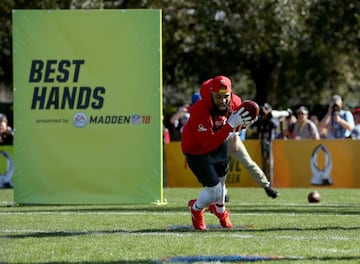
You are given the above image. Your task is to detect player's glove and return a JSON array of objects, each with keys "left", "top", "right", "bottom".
[
  {"left": 227, "top": 108, "right": 252, "bottom": 128},
  {"left": 264, "top": 186, "right": 279, "bottom": 199}
]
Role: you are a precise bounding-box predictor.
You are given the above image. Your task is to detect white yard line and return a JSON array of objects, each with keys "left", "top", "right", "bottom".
[
  {"left": 277, "top": 235, "right": 360, "bottom": 241},
  {"left": 318, "top": 248, "right": 360, "bottom": 253}
]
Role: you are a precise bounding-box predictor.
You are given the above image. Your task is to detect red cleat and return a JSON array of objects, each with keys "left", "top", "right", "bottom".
[
  {"left": 208, "top": 203, "right": 233, "bottom": 228},
  {"left": 188, "top": 199, "right": 206, "bottom": 230}
]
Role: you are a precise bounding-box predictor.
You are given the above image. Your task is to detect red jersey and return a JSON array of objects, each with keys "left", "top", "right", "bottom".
[{"left": 181, "top": 79, "right": 242, "bottom": 155}]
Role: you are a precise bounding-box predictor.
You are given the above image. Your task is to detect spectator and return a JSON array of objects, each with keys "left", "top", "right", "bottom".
[
  {"left": 291, "top": 106, "right": 320, "bottom": 139},
  {"left": 251, "top": 103, "right": 279, "bottom": 182},
  {"left": 319, "top": 94, "right": 354, "bottom": 138},
  {"left": 310, "top": 114, "right": 327, "bottom": 138},
  {"left": 191, "top": 92, "right": 201, "bottom": 106},
  {"left": 278, "top": 110, "right": 297, "bottom": 139},
  {"left": 169, "top": 92, "right": 201, "bottom": 141},
  {"left": 310, "top": 114, "right": 318, "bottom": 124},
  {"left": 169, "top": 104, "right": 189, "bottom": 141},
  {"left": 253, "top": 103, "right": 280, "bottom": 141},
  {"left": 227, "top": 131, "right": 279, "bottom": 199},
  {"left": 224, "top": 106, "right": 280, "bottom": 201},
  {"left": 0, "top": 113, "right": 13, "bottom": 145},
  {"left": 163, "top": 115, "right": 171, "bottom": 144},
  {"left": 351, "top": 107, "right": 360, "bottom": 139}
]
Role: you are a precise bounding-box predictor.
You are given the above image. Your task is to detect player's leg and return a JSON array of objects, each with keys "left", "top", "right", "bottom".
[
  {"left": 209, "top": 156, "right": 233, "bottom": 228},
  {"left": 185, "top": 153, "right": 222, "bottom": 230},
  {"left": 228, "top": 138, "right": 270, "bottom": 187},
  {"left": 228, "top": 138, "right": 279, "bottom": 198}
]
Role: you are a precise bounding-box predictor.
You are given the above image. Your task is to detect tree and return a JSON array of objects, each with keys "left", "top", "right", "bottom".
[
  {"left": 1, "top": 0, "right": 359, "bottom": 109},
  {"left": 160, "top": 0, "right": 360, "bottom": 108}
]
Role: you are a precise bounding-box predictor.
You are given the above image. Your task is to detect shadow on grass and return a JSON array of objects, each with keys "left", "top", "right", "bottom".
[
  {"left": 3, "top": 225, "right": 360, "bottom": 239},
  {"left": 1, "top": 203, "right": 360, "bottom": 215}
]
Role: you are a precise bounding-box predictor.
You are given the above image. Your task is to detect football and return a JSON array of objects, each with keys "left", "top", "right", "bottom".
[
  {"left": 307, "top": 191, "right": 321, "bottom": 203},
  {"left": 241, "top": 100, "right": 260, "bottom": 120}
]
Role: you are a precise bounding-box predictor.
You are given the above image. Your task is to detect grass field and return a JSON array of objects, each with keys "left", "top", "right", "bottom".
[{"left": 1, "top": 187, "right": 360, "bottom": 263}]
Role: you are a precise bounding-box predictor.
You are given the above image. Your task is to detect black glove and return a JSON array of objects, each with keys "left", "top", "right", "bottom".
[{"left": 264, "top": 186, "right": 279, "bottom": 199}]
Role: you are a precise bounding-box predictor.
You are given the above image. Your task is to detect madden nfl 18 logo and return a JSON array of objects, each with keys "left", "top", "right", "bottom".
[
  {"left": 72, "top": 112, "right": 88, "bottom": 128},
  {"left": 72, "top": 113, "right": 151, "bottom": 128}
]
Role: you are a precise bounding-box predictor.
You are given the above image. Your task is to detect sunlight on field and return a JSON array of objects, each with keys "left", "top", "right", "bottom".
[{"left": 1, "top": 188, "right": 360, "bottom": 263}]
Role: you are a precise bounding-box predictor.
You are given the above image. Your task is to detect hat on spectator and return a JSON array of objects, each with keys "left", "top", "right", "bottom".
[
  {"left": 331, "top": 94, "right": 342, "bottom": 103},
  {"left": 297, "top": 106, "right": 309, "bottom": 114},
  {"left": 210, "top": 76, "right": 232, "bottom": 93},
  {"left": 191, "top": 92, "right": 201, "bottom": 105},
  {"left": 261, "top": 103, "right": 272, "bottom": 113},
  {"left": 0, "top": 113, "right": 8, "bottom": 123}
]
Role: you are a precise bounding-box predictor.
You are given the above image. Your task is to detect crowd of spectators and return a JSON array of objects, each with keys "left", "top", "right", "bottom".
[
  {"left": 0, "top": 112, "right": 14, "bottom": 189},
  {"left": 165, "top": 94, "right": 359, "bottom": 142},
  {"left": 163, "top": 93, "right": 358, "bottom": 188}
]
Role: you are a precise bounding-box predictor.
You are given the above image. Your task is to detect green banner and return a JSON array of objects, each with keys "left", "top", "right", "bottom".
[{"left": 13, "top": 10, "right": 163, "bottom": 204}]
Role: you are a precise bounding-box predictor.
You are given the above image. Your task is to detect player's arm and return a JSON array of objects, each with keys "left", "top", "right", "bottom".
[
  {"left": 194, "top": 109, "right": 252, "bottom": 151},
  {"left": 169, "top": 104, "right": 189, "bottom": 126}
]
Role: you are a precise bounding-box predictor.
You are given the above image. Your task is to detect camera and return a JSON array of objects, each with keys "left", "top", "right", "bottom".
[
  {"left": 332, "top": 104, "right": 341, "bottom": 116},
  {"left": 260, "top": 103, "right": 291, "bottom": 119},
  {"left": 271, "top": 109, "right": 291, "bottom": 119}
]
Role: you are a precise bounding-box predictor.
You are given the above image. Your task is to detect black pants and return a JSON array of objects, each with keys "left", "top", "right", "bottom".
[{"left": 185, "top": 142, "right": 229, "bottom": 187}]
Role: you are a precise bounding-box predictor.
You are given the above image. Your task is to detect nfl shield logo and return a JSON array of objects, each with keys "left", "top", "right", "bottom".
[{"left": 132, "top": 114, "right": 141, "bottom": 125}]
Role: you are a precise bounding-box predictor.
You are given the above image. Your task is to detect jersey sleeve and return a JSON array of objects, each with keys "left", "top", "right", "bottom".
[{"left": 190, "top": 112, "right": 233, "bottom": 152}]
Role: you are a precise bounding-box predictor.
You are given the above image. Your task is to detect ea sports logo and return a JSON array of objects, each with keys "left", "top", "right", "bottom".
[{"left": 72, "top": 112, "right": 88, "bottom": 128}]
